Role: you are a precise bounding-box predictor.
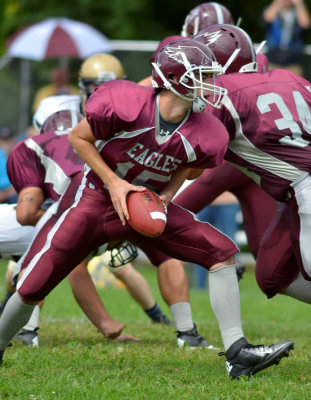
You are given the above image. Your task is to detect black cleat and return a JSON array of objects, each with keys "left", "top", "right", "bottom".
[
  {"left": 151, "top": 313, "right": 172, "bottom": 326},
  {"left": 219, "top": 340, "right": 294, "bottom": 379},
  {"left": 235, "top": 261, "right": 246, "bottom": 281},
  {"left": 176, "top": 324, "right": 218, "bottom": 349},
  {"left": 15, "top": 328, "right": 39, "bottom": 347},
  {"left": 0, "top": 291, "right": 13, "bottom": 315}
]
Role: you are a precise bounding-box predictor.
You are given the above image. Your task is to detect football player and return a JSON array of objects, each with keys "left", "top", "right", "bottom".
[
  {"left": 193, "top": 23, "right": 311, "bottom": 303},
  {"left": 146, "top": 24, "right": 311, "bottom": 377},
  {"left": 34, "top": 53, "right": 216, "bottom": 346},
  {"left": 0, "top": 38, "right": 293, "bottom": 379},
  {"left": 0, "top": 110, "right": 139, "bottom": 345},
  {"left": 181, "top": 2, "right": 235, "bottom": 37}
]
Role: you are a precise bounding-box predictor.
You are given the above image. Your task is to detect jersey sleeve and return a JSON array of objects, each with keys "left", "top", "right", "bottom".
[
  {"left": 7, "top": 141, "right": 45, "bottom": 193},
  {"left": 85, "top": 81, "right": 136, "bottom": 141},
  {"left": 186, "top": 112, "right": 230, "bottom": 169}
]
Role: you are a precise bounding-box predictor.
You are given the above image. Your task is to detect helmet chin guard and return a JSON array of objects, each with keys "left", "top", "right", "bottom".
[
  {"left": 192, "top": 97, "right": 207, "bottom": 113},
  {"left": 109, "top": 241, "right": 138, "bottom": 269}
]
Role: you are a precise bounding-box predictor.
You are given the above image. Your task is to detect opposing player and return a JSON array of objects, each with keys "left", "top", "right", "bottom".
[{"left": 0, "top": 38, "right": 293, "bottom": 378}]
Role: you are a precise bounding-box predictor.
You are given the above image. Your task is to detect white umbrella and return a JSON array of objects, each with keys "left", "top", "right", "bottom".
[
  {"left": 6, "top": 17, "right": 112, "bottom": 60},
  {"left": 4, "top": 18, "right": 112, "bottom": 132}
]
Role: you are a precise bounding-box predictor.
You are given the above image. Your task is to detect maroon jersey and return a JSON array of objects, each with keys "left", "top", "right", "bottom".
[
  {"left": 7, "top": 131, "right": 84, "bottom": 201},
  {"left": 85, "top": 80, "right": 229, "bottom": 193},
  {"left": 211, "top": 69, "right": 311, "bottom": 202}
]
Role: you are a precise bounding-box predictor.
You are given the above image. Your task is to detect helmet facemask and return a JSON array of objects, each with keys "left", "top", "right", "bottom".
[
  {"left": 152, "top": 48, "right": 227, "bottom": 112},
  {"left": 179, "top": 62, "right": 228, "bottom": 110},
  {"left": 108, "top": 241, "right": 138, "bottom": 269}
]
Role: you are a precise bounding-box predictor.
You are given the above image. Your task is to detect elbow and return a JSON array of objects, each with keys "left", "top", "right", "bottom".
[{"left": 16, "top": 209, "right": 37, "bottom": 226}]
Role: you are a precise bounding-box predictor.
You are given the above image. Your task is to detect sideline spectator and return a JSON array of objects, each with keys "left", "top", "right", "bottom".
[
  {"left": 32, "top": 67, "right": 80, "bottom": 112},
  {"left": 261, "top": 0, "right": 311, "bottom": 76}
]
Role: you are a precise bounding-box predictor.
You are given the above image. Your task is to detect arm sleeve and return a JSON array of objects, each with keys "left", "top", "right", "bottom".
[{"left": 7, "top": 141, "right": 45, "bottom": 193}]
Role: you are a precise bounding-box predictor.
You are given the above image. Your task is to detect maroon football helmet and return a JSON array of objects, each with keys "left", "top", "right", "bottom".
[
  {"left": 40, "top": 110, "right": 84, "bottom": 134},
  {"left": 150, "top": 35, "right": 184, "bottom": 63},
  {"left": 181, "top": 2, "right": 234, "bottom": 37},
  {"left": 194, "top": 24, "right": 257, "bottom": 74},
  {"left": 151, "top": 38, "right": 227, "bottom": 111}
]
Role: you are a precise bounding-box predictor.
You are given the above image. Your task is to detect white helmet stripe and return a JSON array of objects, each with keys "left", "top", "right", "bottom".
[{"left": 212, "top": 2, "right": 224, "bottom": 24}]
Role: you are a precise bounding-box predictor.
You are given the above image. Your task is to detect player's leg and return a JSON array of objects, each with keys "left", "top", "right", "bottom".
[
  {"left": 67, "top": 259, "right": 124, "bottom": 338},
  {"left": 235, "top": 181, "right": 277, "bottom": 258},
  {"left": 0, "top": 261, "right": 16, "bottom": 315},
  {"left": 256, "top": 204, "right": 299, "bottom": 298},
  {"left": 0, "top": 189, "right": 112, "bottom": 361},
  {"left": 157, "top": 258, "right": 212, "bottom": 348},
  {"left": 140, "top": 204, "right": 293, "bottom": 378},
  {"left": 112, "top": 262, "right": 171, "bottom": 325},
  {"left": 141, "top": 242, "right": 212, "bottom": 348},
  {"left": 256, "top": 178, "right": 311, "bottom": 303}
]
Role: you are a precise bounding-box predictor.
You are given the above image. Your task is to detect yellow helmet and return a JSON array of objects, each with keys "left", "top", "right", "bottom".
[{"left": 79, "top": 53, "right": 126, "bottom": 100}]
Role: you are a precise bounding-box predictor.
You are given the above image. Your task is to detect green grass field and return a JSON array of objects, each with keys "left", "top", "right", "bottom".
[{"left": 0, "top": 259, "right": 310, "bottom": 400}]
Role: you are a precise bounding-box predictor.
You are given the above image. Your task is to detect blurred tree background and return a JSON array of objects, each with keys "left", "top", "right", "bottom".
[{"left": 0, "top": 0, "right": 311, "bottom": 133}]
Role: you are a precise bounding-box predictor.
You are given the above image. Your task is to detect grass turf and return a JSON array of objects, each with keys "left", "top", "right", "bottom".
[{"left": 0, "top": 259, "right": 309, "bottom": 400}]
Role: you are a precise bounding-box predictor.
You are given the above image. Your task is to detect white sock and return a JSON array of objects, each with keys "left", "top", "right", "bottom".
[
  {"left": 170, "top": 302, "right": 194, "bottom": 332},
  {"left": 0, "top": 292, "right": 35, "bottom": 351},
  {"left": 23, "top": 305, "right": 40, "bottom": 331},
  {"left": 283, "top": 273, "right": 311, "bottom": 303},
  {"left": 208, "top": 264, "right": 244, "bottom": 351}
]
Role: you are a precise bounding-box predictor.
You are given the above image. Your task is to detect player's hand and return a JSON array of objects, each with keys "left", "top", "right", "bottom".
[
  {"left": 158, "top": 194, "right": 170, "bottom": 209},
  {"left": 107, "top": 178, "right": 145, "bottom": 225}
]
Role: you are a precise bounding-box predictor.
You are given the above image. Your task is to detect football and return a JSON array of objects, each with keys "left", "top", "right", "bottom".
[{"left": 127, "top": 188, "right": 167, "bottom": 238}]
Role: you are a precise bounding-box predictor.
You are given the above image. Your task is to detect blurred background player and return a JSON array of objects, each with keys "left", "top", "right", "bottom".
[{"left": 181, "top": 2, "right": 234, "bottom": 37}]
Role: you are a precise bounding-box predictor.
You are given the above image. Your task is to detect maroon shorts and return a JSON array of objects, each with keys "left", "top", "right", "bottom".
[
  {"left": 256, "top": 204, "right": 300, "bottom": 298},
  {"left": 17, "top": 181, "right": 238, "bottom": 301},
  {"left": 174, "top": 163, "right": 277, "bottom": 258}
]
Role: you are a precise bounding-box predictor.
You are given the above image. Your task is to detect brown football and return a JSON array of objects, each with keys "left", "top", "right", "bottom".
[{"left": 127, "top": 188, "right": 167, "bottom": 238}]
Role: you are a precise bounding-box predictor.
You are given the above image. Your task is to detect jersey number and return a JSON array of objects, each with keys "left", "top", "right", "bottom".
[
  {"left": 256, "top": 91, "right": 311, "bottom": 148},
  {"left": 115, "top": 162, "right": 170, "bottom": 189}
]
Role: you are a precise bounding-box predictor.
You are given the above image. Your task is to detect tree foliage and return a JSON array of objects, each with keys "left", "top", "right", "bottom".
[{"left": 1, "top": 0, "right": 310, "bottom": 54}]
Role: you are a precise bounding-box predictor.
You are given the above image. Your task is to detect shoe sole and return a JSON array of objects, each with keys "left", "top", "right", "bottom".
[
  {"left": 231, "top": 340, "right": 294, "bottom": 379},
  {"left": 177, "top": 338, "right": 219, "bottom": 350}
]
